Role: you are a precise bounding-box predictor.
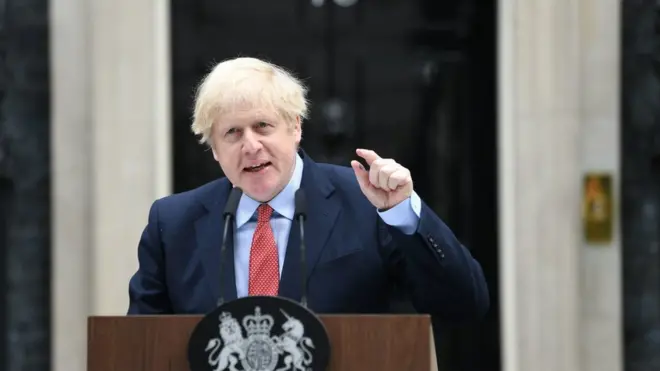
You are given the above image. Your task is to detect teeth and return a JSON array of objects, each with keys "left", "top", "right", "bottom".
[{"left": 246, "top": 163, "right": 268, "bottom": 170}]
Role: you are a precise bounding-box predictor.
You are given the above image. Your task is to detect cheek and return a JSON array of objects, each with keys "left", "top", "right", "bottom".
[
  {"left": 271, "top": 137, "right": 297, "bottom": 154},
  {"left": 214, "top": 147, "right": 242, "bottom": 170}
]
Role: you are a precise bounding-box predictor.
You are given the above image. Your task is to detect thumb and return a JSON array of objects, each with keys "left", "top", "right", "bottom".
[{"left": 351, "top": 160, "right": 370, "bottom": 191}]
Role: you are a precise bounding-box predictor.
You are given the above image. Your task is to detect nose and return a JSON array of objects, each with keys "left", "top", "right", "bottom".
[{"left": 241, "top": 129, "right": 263, "bottom": 155}]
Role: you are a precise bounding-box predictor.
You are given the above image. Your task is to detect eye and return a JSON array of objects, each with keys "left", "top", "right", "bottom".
[
  {"left": 257, "top": 122, "right": 269, "bottom": 128},
  {"left": 226, "top": 127, "right": 237, "bottom": 136}
]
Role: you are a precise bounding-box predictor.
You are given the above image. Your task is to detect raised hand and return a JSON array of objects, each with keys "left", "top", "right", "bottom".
[{"left": 350, "top": 148, "right": 414, "bottom": 210}]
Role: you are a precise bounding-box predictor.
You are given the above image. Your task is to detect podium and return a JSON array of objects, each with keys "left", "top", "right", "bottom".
[{"left": 88, "top": 314, "right": 438, "bottom": 371}]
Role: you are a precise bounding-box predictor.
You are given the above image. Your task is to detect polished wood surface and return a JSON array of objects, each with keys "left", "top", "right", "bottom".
[{"left": 88, "top": 315, "right": 435, "bottom": 371}]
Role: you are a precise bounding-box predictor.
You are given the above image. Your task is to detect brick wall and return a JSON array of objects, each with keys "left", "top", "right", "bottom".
[{"left": 0, "top": 0, "right": 51, "bottom": 370}]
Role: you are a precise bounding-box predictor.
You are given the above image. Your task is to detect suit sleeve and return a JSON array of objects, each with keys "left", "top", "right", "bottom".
[
  {"left": 379, "top": 198, "right": 490, "bottom": 322},
  {"left": 127, "top": 200, "right": 173, "bottom": 314}
]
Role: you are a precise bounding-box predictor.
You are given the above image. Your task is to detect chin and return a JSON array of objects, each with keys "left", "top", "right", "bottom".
[
  {"left": 238, "top": 166, "right": 286, "bottom": 201},
  {"left": 243, "top": 183, "right": 278, "bottom": 202}
]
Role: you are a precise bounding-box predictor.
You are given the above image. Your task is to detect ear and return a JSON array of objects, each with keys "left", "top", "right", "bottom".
[
  {"left": 211, "top": 145, "right": 219, "bottom": 162},
  {"left": 294, "top": 116, "right": 302, "bottom": 144}
]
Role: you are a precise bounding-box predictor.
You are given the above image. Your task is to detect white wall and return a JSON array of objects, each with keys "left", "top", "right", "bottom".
[
  {"left": 578, "top": 0, "right": 622, "bottom": 368},
  {"left": 50, "top": 0, "right": 171, "bottom": 370},
  {"left": 498, "top": 0, "right": 622, "bottom": 370}
]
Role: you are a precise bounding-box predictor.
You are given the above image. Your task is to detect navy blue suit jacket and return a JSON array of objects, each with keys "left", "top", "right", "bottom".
[{"left": 127, "top": 151, "right": 489, "bottom": 321}]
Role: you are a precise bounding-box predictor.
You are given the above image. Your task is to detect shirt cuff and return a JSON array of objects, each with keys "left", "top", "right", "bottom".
[{"left": 377, "top": 191, "right": 422, "bottom": 235}]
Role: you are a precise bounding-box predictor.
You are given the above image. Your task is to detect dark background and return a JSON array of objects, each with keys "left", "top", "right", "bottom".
[
  {"left": 169, "top": 1, "right": 498, "bottom": 370},
  {"left": 621, "top": 1, "right": 660, "bottom": 370},
  {"left": 0, "top": 0, "right": 52, "bottom": 370}
]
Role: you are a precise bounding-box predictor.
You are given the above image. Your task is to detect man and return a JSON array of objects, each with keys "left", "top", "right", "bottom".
[{"left": 127, "top": 57, "right": 489, "bottom": 321}]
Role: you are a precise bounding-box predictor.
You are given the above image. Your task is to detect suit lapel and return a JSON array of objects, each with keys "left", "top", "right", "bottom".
[
  {"left": 279, "top": 152, "right": 341, "bottom": 302},
  {"left": 194, "top": 179, "right": 238, "bottom": 307},
  {"left": 193, "top": 151, "right": 341, "bottom": 306}
]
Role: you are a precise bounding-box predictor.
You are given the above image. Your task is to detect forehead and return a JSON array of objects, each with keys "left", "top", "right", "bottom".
[{"left": 214, "top": 107, "right": 281, "bottom": 128}]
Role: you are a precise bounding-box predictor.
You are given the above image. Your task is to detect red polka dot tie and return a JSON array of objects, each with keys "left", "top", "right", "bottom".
[{"left": 248, "top": 204, "right": 279, "bottom": 296}]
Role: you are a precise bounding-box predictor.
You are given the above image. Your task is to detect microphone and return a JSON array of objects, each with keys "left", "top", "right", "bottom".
[
  {"left": 294, "top": 188, "right": 308, "bottom": 308},
  {"left": 218, "top": 186, "right": 243, "bottom": 306}
]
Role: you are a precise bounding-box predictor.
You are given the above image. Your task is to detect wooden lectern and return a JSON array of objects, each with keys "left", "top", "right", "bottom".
[{"left": 88, "top": 315, "right": 438, "bottom": 371}]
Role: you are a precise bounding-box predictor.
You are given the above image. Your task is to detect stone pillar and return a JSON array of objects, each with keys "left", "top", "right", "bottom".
[
  {"left": 498, "top": 1, "right": 582, "bottom": 370},
  {"left": 498, "top": 0, "right": 622, "bottom": 370},
  {"left": 50, "top": 0, "right": 171, "bottom": 370},
  {"left": 579, "top": 0, "right": 623, "bottom": 369}
]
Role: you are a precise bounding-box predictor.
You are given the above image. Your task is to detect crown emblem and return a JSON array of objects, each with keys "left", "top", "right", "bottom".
[{"left": 242, "top": 306, "right": 274, "bottom": 337}]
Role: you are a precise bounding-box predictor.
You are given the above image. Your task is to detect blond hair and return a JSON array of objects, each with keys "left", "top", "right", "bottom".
[{"left": 191, "top": 57, "right": 309, "bottom": 145}]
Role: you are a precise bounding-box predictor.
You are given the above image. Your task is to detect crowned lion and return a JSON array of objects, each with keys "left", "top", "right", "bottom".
[{"left": 206, "top": 312, "right": 246, "bottom": 371}]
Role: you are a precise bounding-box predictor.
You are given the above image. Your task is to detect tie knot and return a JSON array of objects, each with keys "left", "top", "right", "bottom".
[{"left": 257, "top": 204, "right": 273, "bottom": 223}]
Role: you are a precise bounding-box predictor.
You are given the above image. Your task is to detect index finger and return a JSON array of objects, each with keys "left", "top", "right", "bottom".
[{"left": 356, "top": 148, "right": 381, "bottom": 166}]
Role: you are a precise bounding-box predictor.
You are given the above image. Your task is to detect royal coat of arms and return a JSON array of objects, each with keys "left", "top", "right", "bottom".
[{"left": 205, "top": 306, "right": 315, "bottom": 371}]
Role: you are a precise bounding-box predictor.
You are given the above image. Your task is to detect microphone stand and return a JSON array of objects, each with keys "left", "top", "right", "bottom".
[
  {"left": 295, "top": 189, "right": 308, "bottom": 308},
  {"left": 218, "top": 215, "right": 232, "bottom": 307},
  {"left": 299, "top": 213, "right": 307, "bottom": 308},
  {"left": 218, "top": 187, "right": 243, "bottom": 307}
]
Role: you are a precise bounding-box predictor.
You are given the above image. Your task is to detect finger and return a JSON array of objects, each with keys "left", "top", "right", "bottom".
[
  {"left": 378, "top": 163, "right": 400, "bottom": 190},
  {"left": 356, "top": 148, "right": 381, "bottom": 166},
  {"left": 351, "top": 160, "right": 370, "bottom": 191},
  {"left": 388, "top": 168, "right": 411, "bottom": 190},
  {"left": 369, "top": 158, "right": 395, "bottom": 187}
]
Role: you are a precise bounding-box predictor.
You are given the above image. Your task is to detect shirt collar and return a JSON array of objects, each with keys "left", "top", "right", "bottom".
[{"left": 235, "top": 152, "right": 303, "bottom": 228}]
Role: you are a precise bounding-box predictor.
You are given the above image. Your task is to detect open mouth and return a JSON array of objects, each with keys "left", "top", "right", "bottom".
[{"left": 244, "top": 162, "right": 272, "bottom": 173}]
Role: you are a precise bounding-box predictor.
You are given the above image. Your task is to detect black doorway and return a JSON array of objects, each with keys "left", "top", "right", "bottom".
[{"left": 170, "top": 1, "right": 499, "bottom": 369}]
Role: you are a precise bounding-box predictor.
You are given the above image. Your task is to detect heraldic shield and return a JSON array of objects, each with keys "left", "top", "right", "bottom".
[{"left": 188, "top": 296, "right": 330, "bottom": 371}]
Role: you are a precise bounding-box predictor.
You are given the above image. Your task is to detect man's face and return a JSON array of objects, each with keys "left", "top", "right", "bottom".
[{"left": 210, "top": 107, "right": 301, "bottom": 202}]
